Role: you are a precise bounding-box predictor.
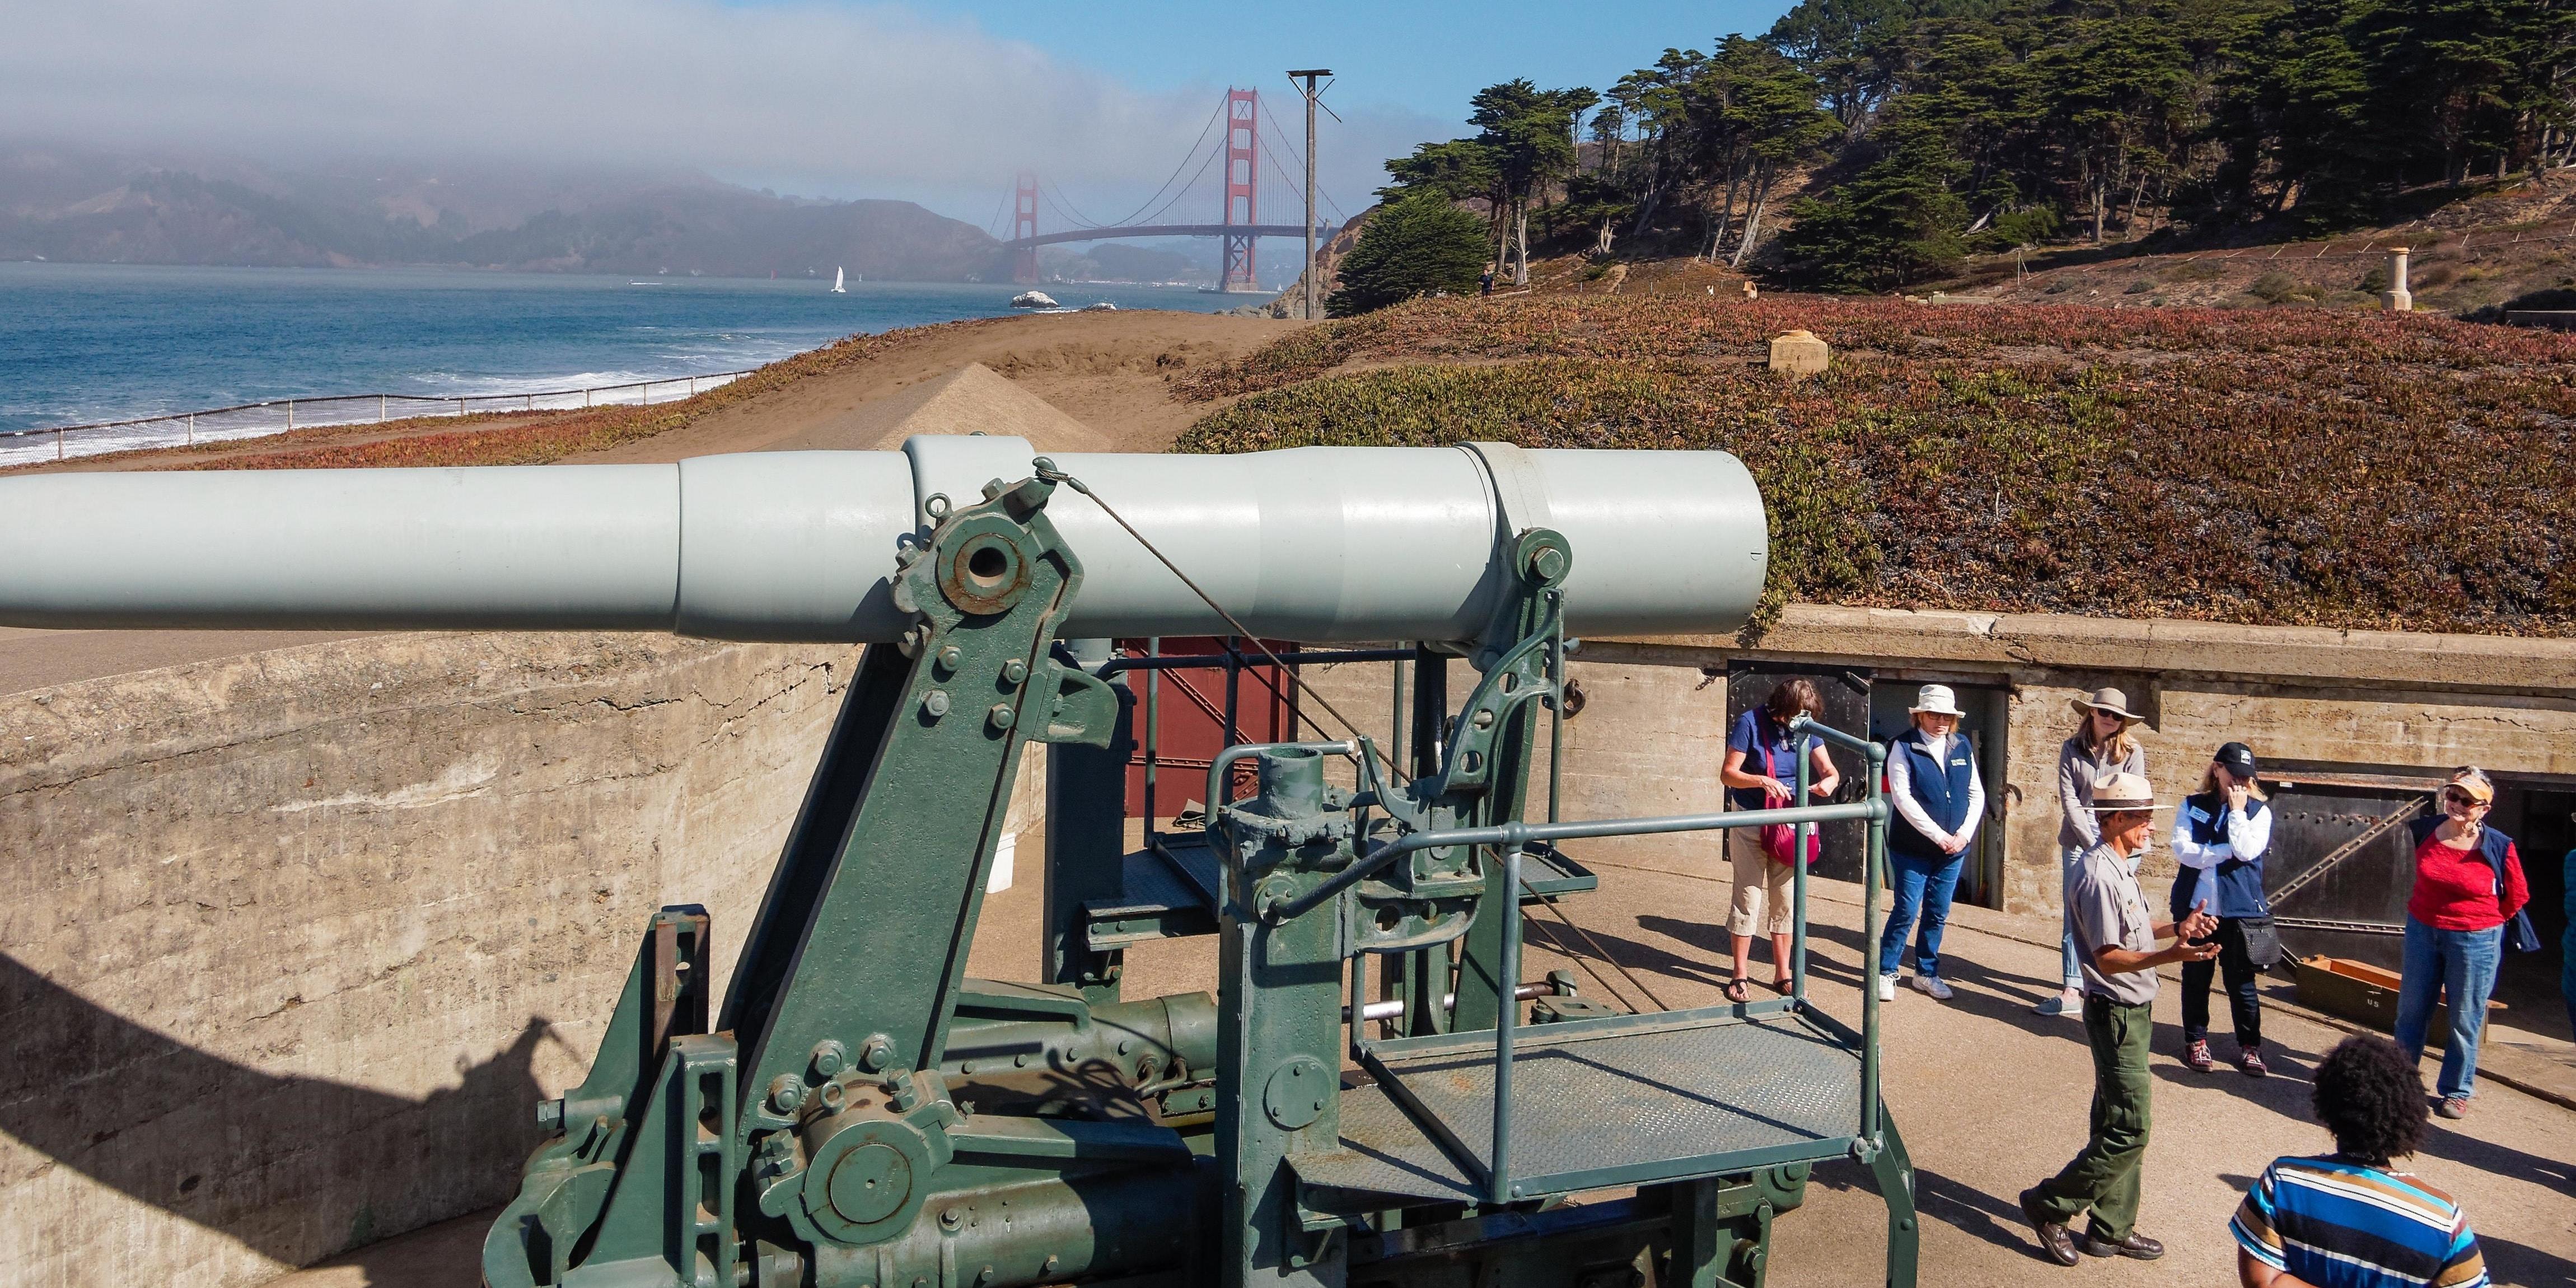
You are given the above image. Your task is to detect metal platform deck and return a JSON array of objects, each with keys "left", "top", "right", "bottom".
[{"left": 1293, "top": 1005, "right": 1862, "bottom": 1206}]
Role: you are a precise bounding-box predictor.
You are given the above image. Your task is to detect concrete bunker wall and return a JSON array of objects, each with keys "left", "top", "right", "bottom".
[
  {"left": 1289, "top": 607, "right": 2576, "bottom": 919},
  {"left": 6, "top": 607, "right": 2568, "bottom": 1288},
  {"left": 0, "top": 633, "right": 859, "bottom": 1288}
]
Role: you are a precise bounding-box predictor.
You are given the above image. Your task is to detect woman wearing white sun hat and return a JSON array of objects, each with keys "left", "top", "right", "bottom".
[
  {"left": 1878, "top": 684, "right": 1985, "bottom": 1002},
  {"left": 2040, "top": 688, "right": 2149, "bottom": 1017}
]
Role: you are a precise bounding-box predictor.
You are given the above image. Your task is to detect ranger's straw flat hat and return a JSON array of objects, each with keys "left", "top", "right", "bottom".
[
  {"left": 2070, "top": 687, "right": 2143, "bottom": 723},
  {"left": 2081, "top": 772, "right": 2173, "bottom": 812}
]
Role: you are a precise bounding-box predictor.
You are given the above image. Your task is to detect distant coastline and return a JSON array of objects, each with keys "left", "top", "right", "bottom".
[
  {"left": 0, "top": 263, "right": 1256, "bottom": 453},
  {"left": 0, "top": 148, "right": 1242, "bottom": 288}
]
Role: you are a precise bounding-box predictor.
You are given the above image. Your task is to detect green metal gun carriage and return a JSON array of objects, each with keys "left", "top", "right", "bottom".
[{"left": 0, "top": 437, "right": 1916, "bottom": 1288}]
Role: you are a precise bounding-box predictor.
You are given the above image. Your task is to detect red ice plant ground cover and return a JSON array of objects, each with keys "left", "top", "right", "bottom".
[{"left": 1178, "top": 297, "right": 2576, "bottom": 637}]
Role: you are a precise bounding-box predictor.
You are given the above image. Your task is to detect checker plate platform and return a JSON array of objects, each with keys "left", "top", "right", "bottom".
[{"left": 1293, "top": 1009, "right": 1860, "bottom": 1203}]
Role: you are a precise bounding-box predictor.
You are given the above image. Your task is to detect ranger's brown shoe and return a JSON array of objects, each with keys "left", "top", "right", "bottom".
[
  {"left": 2018, "top": 1188, "right": 2081, "bottom": 1266},
  {"left": 2080, "top": 1229, "right": 2166, "bottom": 1261}
]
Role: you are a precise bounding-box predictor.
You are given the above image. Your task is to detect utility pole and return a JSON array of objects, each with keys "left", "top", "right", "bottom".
[{"left": 1289, "top": 69, "right": 1332, "bottom": 319}]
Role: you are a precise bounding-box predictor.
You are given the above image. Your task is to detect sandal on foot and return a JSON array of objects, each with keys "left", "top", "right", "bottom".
[{"left": 1723, "top": 980, "right": 1754, "bottom": 1004}]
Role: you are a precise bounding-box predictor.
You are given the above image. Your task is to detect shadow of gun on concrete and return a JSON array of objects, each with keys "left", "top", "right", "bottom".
[{"left": 0, "top": 951, "right": 557, "bottom": 1275}]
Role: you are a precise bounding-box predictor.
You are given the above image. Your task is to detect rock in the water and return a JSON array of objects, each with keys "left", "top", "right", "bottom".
[
  {"left": 1010, "top": 291, "right": 1059, "bottom": 309},
  {"left": 1080, "top": 301, "right": 1117, "bottom": 311}
]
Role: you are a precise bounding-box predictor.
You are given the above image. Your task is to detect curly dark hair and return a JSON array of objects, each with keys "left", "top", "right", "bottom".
[{"left": 2313, "top": 1035, "right": 2427, "bottom": 1164}]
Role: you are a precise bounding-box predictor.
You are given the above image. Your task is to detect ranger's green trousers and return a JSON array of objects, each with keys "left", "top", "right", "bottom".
[{"left": 2031, "top": 995, "right": 2154, "bottom": 1239}]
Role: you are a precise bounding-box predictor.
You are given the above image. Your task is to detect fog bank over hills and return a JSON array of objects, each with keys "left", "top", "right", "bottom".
[{"left": 0, "top": 147, "right": 1036, "bottom": 280}]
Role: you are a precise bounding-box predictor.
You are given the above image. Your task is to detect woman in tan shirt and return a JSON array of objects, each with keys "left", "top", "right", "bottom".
[{"left": 2041, "top": 688, "right": 2148, "bottom": 1017}]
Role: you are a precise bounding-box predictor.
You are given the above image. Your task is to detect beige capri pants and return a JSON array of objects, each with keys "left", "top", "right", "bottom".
[{"left": 1727, "top": 827, "right": 1797, "bottom": 937}]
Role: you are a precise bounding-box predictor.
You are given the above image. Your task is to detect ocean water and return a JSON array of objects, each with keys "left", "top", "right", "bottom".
[{"left": 0, "top": 263, "right": 1249, "bottom": 462}]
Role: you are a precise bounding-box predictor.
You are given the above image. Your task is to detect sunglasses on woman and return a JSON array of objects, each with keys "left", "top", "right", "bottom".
[{"left": 2442, "top": 790, "right": 2486, "bottom": 809}]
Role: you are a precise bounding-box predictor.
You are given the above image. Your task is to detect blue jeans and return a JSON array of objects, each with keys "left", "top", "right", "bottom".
[
  {"left": 1881, "top": 850, "right": 1965, "bottom": 978},
  {"left": 2060, "top": 845, "right": 2088, "bottom": 988},
  {"left": 2394, "top": 917, "right": 2503, "bottom": 1100}
]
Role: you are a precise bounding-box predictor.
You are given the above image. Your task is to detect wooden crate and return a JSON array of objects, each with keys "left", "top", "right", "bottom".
[{"left": 2290, "top": 955, "right": 2500, "bottom": 1050}]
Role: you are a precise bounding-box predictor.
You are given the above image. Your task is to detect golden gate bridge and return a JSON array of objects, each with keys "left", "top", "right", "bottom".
[{"left": 993, "top": 86, "right": 1347, "bottom": 292}]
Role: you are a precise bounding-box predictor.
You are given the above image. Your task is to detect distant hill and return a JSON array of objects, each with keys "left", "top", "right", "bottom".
[
  {"left": 0, "top": 146, "right": 1013, "bottom": 280},
  {"left": 1037, "top": 241, "right": 1212, "bottom": 286}
]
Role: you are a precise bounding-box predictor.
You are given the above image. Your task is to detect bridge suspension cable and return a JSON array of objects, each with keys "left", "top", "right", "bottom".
[
  {"left": 1130, "top": 140, "right": 1225, "bottom": 228},
  {"left": 1259, "top": 96, "right": 1349, "bottom": 226},
  {"left": 1097, "top": 95, "right": 1228, "bottom": 230},
  {"left": 1041, "top": 181, "right": 1102, "bottom": 230}
]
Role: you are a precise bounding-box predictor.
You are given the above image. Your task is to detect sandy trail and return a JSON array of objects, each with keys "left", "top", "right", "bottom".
[{"left": 569, "top": 308, "right": 1293, "bottom": 462}]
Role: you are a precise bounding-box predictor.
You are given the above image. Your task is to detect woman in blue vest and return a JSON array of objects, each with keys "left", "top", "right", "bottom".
[
  {"left": 2168, "top": 742, "right": 2275, "bottom": 1077},
  {"left": 1879, "top": 685, "right": 1985, "bottom": 1002}
]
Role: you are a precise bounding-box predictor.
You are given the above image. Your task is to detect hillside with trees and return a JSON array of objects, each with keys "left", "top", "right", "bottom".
[{"left": 1367, "top": 0, "right": 2576, "bottom": 296}]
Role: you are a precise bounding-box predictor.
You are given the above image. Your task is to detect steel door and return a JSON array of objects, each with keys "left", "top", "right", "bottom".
[{"left": 2263, "top": 773, "right": 2442, "bottom": 972}]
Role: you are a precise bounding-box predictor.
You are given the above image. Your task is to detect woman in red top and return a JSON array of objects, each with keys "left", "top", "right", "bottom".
[{"left": 2393, "top": 767, "right": 2531, "bottom": 1120}]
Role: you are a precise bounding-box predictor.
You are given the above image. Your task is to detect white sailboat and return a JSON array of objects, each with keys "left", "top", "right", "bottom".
[{"left": 830, "top": 267, "right": 847, "bottom": 294}]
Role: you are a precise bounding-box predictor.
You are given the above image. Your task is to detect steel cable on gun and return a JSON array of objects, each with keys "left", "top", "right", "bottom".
[
  {"left": 1519, "top": 903, "right": 1652, "bottom": 1014},
  {"left": 1040, "top": 462, "right": 1677, "bottom": 1017},
  {"left": 1517, "top": 877, "right": 1670, "bottom": 1013},
  {"left": 1034, "top": 462, "right": 1401, "bottom": 781}
]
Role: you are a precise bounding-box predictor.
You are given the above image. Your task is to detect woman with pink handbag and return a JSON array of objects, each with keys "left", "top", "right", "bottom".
[{"left": 1718, "top": 678, "right": 1841, "bottom": 1003}]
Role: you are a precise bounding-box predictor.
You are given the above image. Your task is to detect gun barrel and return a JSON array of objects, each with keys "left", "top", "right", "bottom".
[{"left": 0, "top": 437, "right": 1767, "bottom": 643}]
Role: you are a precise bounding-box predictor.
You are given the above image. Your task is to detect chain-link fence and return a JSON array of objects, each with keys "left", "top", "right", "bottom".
[{"left": 0, "top": 370, "right": 755, "bottom": 468}]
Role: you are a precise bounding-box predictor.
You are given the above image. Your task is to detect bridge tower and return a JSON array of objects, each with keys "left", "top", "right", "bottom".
[
  {"left": 1220, "top": 88, "right": 1258, "bottom": 292},
  {"left": 1013, "top": 170, "right": 1040, "bottom": 284}
]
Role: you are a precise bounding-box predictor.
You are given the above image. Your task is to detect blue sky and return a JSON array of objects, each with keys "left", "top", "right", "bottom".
[{"left": 913, "top": 1, "right": 1803, "bottom": 128}]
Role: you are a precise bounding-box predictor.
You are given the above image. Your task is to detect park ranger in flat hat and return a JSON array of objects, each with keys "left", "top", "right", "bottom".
[{"left": 2019, "top": 772, "right": 2220, "bottom": 1267}]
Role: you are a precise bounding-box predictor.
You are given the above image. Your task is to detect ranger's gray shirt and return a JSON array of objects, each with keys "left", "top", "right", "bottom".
[{"left": 2069, "top": 842, "right": 2160, "bottom": 1005}]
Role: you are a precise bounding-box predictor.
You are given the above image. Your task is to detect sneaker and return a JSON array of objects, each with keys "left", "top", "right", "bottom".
[
  {"left": 2184, "top": 1039, "right": 2217, "bottom": 1072},
  {"left": 1876, "top": 973, "right": 1898, "bottom": 1002},
  {"left": 2239, "top": 1047, "right": 2269, "bottom": 1078},
  {"left": 2437, "top": 1096, "right": 2470, "bottom": 1120},
  {"left": 1910, "top": 973, "right": 1954, "bottom": 1001},
  {"left": 2035, "top": 987, "right": 2082, "bottom": 1017}
]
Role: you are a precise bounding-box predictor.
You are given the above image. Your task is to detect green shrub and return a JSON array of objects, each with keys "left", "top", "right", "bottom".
[
  {"left": 2248, "top": 271, "right": 2322, "bottom": 305},
  {"left": 1324, "top": 196, "right": 1489, "bottom": 316}
]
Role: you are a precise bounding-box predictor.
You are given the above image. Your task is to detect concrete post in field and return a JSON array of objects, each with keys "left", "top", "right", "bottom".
[
  {"left": 1770, "top": 329, "right": 1830, "bottom": 377},
  {"left": 1289, "top": 69, "right": 1332, "bottom": 320},
  {"left": 2383, "top": 247, "right": 2413, "bottom": 312}
]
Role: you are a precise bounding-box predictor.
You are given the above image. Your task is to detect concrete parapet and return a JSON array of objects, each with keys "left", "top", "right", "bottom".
[
  {"left": 0, "top": 632, "right": 855, "bottom": 1288},
  {"left": 1621, "top": 604, "right": 2576, "bottom": 698}
]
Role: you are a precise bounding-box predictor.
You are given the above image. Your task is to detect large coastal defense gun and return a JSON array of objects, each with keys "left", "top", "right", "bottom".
[{"left": 0, "top": 437, "right": 1916, "bottom": 1288}]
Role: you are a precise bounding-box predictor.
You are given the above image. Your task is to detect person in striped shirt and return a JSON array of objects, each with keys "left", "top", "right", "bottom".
[{"left": 2234, "top": 1035, "right": 2488, "bottom": 1288}]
